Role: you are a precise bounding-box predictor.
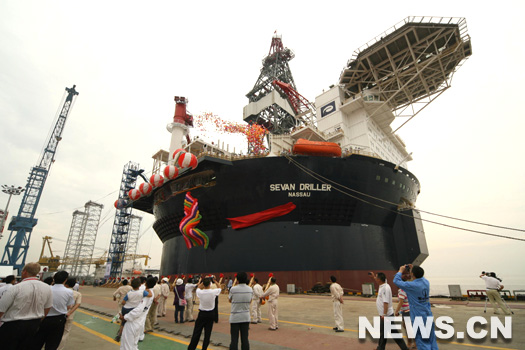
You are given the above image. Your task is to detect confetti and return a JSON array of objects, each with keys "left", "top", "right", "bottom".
[{"left": 194, "top": 112, "right": 269, "bottom": 154}]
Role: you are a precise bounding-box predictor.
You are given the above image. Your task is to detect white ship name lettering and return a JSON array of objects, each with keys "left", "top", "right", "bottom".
[
  {"left": 270, "top": 184, "right": 296, "bottom": 191},
  {"left": 288, "top": 192, "right": 311, "bottom": 197},
  {"left": 270, "top": 183, "right": 331, "bottom": 192}
]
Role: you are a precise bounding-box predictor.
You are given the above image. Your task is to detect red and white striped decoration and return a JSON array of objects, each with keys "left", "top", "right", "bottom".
[
  {"left": 114, "top": 199, "right": 129, "bottom": 209},
  {"left": 150, "top": 174, "right": 164, "bottom": 187},
  {"left": 163, "top": 165, "right": 179, "bottom": 179},
  {"left": 177, "top": 152, "right": 198, "bottom": 169},
  {"left": 139, "top": 182, "right": 153, "bottom": 195},
  {"left": 172, "top": 148, "right": 186, "bottom": 164},
  {"left": 128, "top": 189, "right": 141, "bottom": 201}
]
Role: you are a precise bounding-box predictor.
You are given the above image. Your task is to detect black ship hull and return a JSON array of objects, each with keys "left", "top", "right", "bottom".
[{"left": 134, "top": 154, "right": 428, "bottom": 291}]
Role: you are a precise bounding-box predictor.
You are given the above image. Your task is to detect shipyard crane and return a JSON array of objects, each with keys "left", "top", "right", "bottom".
[
  {"left": 38, "top": 236, "right": 61, "bottom": 272},
  {"left": 38, "top": 236, "right": 151, "bottom": 273},
  {"left": 1, "top": 85, "right": 79, "bottom": 273}
]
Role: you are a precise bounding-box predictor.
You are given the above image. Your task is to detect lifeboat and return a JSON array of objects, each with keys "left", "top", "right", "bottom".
[{"left": 292, "top": 138, "right": 341, "bottom": 157}]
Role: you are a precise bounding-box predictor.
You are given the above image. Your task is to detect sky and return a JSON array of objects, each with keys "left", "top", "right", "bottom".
[{"left": 1, "top": 1, "right": 524, "bottom": 289}]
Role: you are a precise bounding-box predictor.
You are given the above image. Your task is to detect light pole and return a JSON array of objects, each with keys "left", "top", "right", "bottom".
[{"left": 1, "top": 185, "right": 25, "bottom": 238}]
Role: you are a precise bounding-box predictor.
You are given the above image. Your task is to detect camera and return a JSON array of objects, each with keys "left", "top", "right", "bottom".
[{"left": 404, "top": 264, "right": 410, "bottom": 272}]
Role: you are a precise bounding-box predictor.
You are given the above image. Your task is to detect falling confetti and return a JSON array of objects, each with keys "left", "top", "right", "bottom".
[{"left": 194, "top": 112, "right": 269, "bottom": 154}]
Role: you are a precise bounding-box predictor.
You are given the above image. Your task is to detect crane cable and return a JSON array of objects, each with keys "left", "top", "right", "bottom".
[
  {"left": 284, "top": 154, "right": 525, "bottom": 242},
  {"left": 284, "top": 154, "right": 525, "bottom": 233},
  {"left": 39, "top": 160, "right": 158, "bottom": 216}
]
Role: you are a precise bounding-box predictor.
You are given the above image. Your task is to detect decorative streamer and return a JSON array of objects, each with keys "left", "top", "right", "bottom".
[{"left": 179, "top": 192, "right": 209, "bottom": 249}]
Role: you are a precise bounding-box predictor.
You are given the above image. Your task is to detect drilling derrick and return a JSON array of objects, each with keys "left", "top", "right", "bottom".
[
  {"left": 244, "top": 34, "right": 304, "bottom": 135},
  {"left": 1, "top": 85, "right": 79, "bottom": 272}
]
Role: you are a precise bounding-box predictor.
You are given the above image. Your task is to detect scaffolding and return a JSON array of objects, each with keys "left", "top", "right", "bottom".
[
  {"left": 126, "top": 214, "right": 142, "bottom": 271},
  {"left": 62, "top": 201, "right": 103, "bottom": 277},
  {"left": 61, "top": 210, "right": 85, "bottom": 273},
  {"left": 107, "top": 161, "right": 144, "bottom": 278}
]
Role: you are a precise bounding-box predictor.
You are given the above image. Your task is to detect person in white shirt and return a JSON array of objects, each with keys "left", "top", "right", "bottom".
[
  {"left": 119, "top": 277, "right": 155, "bottom": 350},
  {"left": 30, "top": 270, "right": 75, "bottom": 350},
  {"left": 480, "top": 272, "right": 511, "bottom": 315},
  {"left": 187, "top": 277, "right": 222, "bottom": 350},
  {"left": 115, "top": 278, "right": 151, "bottom": 342},
  {"left": 261, "top": 277, "right": 280, "bottom": 331},
  {"left": 184, "top": 278, "right": 197, "bottom": 322},
  {"left": 0, "top": 262, "right": 53, "bottom": 350},
  {"left": 0, "top": 275, "right": 16, "bottom": 298},
  {"left": 112, "top": 279, "right": 133, "bottom": 323},
  {"left": 329, "top": 275, "right": 344, "bottom": 332},
  {"left": 144, "top": 277, "right": 161, "bottom": 332},
  {"left": 57, "top": 278, "right": 82, "bottom": 350},
  {"left": 209, "top": 275, "right": 220, "bottom": 323},
  {"left": 370, "top": 272, "right": 408, "bottom": 350},
  {"left": 250, "top": 278, "right": 263, "bottom": 324},
  {"left": 139, "top": 276, "right": 146, "bottom": 291},
  {"left": 157, "top": 277, "right": 170, "bottom": 317},
  {"left": 0, "top": 275, "right": 15, "bottom": 328}
]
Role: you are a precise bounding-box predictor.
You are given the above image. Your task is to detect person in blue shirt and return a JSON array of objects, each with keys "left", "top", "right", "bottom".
[{"left": 393, "top": 265, "right": 438, "bottom": 350}]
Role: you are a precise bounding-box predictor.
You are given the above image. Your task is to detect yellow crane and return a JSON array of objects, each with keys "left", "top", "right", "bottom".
[
  {"left": 38, "top": 236, "right": 151, "bottom": 272},
  {"left": 38, "top": 236, "right": 61, "bottom": 271}
]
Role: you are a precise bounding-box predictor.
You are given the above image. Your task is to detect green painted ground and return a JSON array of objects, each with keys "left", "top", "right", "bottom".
[{"left": 74, "top": 311, "right": 192, "bottom": 350}]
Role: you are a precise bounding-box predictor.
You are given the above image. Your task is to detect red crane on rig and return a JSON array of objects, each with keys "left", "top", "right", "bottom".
[{"left": 272, "top": 80, "right": 316, "bottom": 126}]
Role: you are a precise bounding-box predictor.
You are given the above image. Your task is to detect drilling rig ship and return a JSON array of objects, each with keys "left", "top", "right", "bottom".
[{"left": 132, "top": 17, "right": 472, "bottom": 291}]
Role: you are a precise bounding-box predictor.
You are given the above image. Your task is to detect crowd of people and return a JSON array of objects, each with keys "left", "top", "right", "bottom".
[
  {"left": 106, "top": 272, "right": 278, "bottom": 350},
  {"left": 0, "top": 262, "right": 81, "bottom": 350},
  {"left": 2, "top": 262, "right": 513, "bottom": 350},
  {"left": 107, "top": 267, "right": 436, "bottom": 350}
]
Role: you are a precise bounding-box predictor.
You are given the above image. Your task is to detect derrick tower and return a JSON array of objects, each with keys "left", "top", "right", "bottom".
[
  {"left": 107, "top": 161, "right": 144, "bottom": 278},
  {"left": 244, "top": 34, "right": 302, "bottom": 135},
  {"left": 62, "top": 201, "right": 104, "bottom": 277}
]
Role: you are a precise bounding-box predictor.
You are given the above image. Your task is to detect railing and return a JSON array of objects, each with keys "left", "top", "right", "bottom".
[
  {"left": 196, "top": 151, "right": 270, "bottom": 161},
  {"left": 344, "top": 16, "right": 470, "bottom": 71}
]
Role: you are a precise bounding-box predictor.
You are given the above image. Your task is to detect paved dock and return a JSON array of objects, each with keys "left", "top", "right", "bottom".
[{"left": 66, "top": 286, "right": 525, "bottom": 350}]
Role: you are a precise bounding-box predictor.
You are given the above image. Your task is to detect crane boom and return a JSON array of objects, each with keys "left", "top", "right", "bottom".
[
  {"left": 272, "top": 80, "right": 316, "bottom": 127},
  {"left": 1, "top": 85, "right": 79, "bottom": 273}
]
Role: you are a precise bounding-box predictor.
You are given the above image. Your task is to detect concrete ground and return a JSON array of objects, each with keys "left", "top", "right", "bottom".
[{"left": 66, "top": 286, "right": 525, "bottom": 350}]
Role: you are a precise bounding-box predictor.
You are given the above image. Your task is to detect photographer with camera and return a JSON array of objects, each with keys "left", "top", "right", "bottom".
[
  {"left": 187, "top": 276, "right": 222, "bottom": 350},
  {"left": 394, "top": 265, "right": 437, "bottom": 350},
  {"left": 480, "top": 271, "right": 511, "bottom": 315},
  {"left": 394, "top": 268, "right": 416, "bottom": 350}
]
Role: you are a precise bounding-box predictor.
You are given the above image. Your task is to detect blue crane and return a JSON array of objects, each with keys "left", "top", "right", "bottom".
[{"left": 1, "top": 85, "right": 79, "bottom": 273}]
